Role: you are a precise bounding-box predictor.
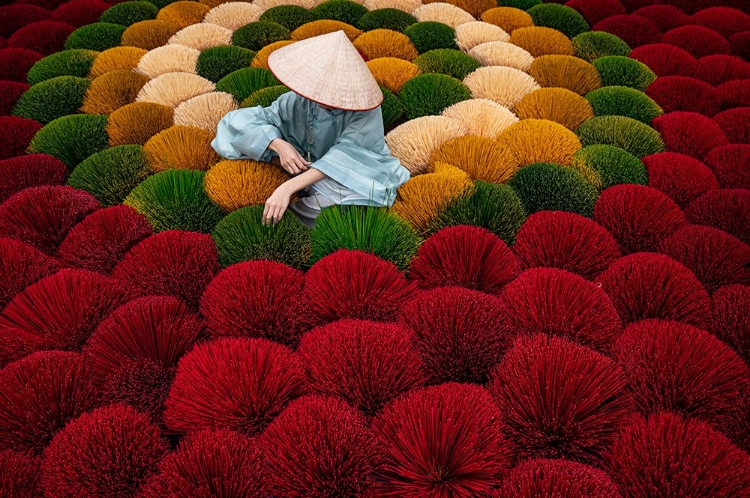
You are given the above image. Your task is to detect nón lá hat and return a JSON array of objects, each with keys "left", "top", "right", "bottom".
[{"left": 267, "top": 30, "right": 384, "bottom": 112}]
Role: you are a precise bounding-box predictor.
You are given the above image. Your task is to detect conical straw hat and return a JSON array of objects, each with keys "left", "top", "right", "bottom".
[{"left": 267, "top": 30, "right": 383, "bottom": 111}]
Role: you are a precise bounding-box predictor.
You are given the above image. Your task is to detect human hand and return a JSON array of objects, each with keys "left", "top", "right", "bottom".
[
  {"left": 269, "top": 138, "right": 311, "bottom": 175},
  {"left": 263, "top": 185, "right": 293, "bottom": 226}
]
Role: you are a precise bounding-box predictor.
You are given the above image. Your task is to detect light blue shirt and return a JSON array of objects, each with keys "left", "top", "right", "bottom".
[{"left": 211, "top": 92, "right": 410, "bottom": 207}]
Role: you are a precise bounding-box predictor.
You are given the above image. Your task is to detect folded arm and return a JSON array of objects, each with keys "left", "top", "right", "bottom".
[
  {"left": 263, "top": 167, "right": 328, "bottom": 225},
  {"left": 211, "top": 92, "right": 294, "bottom": 162},
  {"left": 263, "top": 105, "right": 409, "bottom": 224}
]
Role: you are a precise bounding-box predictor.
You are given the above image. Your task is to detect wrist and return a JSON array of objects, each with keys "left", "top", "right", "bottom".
[
  {"left": 268, "top": 138, "right": 281, "bottom": 152},
  {"left": 278, "top": 181, "right": 296, "bottom": 196}
]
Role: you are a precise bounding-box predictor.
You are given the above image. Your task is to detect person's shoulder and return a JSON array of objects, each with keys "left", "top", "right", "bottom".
[
  {"left": 270, "top": 91, "right": 304, "bottom": 117},
  {"left": 349, "top": 105, "right": 382, "bottom": 121},
  {"left": 360, "top": 104, "right": 381, "bottom": 114},
  {"left": 274, "top": 91, "right": 298, "bottom": 107}
]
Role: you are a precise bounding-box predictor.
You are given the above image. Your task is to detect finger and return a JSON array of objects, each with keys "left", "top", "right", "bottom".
[
  {"left": 292, "top": 150, "right": 310, "bottom": 167},
  {"left": 266, "top": 202, "right": 279, "bottom": 225},
  {"left": 284, "top": 161, "right": 298, "bottom": 175},
  {"left": 282, "top": 158, "right": 298, "bottom": 173},
  {"left": 286, "top": 163, "right": 300, "bottom": 175},
  {"left": 293, "top": 157, "right": 307, "bottom": 171}
]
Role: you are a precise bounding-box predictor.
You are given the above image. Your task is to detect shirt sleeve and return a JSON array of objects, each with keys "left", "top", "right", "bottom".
[
  {"left": 210, "top": 92, "right": 295, "bottom": 161},
  {"left": 311, "top": 107, "right": 411, "bottom": 207}
]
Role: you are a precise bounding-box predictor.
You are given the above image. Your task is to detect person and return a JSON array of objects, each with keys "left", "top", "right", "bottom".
[{"left": 211, "top": 30, "right": 410, "bottom": 228}]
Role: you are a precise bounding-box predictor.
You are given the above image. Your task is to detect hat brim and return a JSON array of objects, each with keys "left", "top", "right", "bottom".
[
  {"left": 266, "top": 31, "right": 384, "bottom": 112},
  {"left": 268, "top": 64, "right": 384, "bottom": 112}
]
